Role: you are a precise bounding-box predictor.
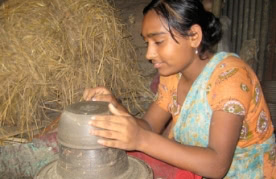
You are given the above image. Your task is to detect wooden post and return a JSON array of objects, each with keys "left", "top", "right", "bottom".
[{"left": 259, "top": 0, "right": 271, "bottom": 80}]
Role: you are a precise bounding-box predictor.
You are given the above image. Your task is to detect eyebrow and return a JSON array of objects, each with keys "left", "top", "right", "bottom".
[{"left": 140, "top": 32, "right": 167, "bottom": 39}]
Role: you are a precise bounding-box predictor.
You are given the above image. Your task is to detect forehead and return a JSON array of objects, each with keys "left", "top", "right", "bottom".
[{"left": 141, "top": 10, "right": 169, "bottom": 38}]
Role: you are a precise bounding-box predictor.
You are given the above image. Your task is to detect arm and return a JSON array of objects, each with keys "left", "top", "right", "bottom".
[
  {"left": 138, "top": 111, "right": 243, "bottom": 178},
  {"left": 123, "top": 102, "right": 172, "bottom": 132},
  {"left": 91, "top": 107, "right": 243, "bottom": 178},
  {"left": 83, "top": 87, "right": 171, "bottom": 133},
  {"left": 142, "top": 102, "right": 172, "bottom": 134},
  {"left": 83, "top": 87, "right": 172, "bottom": 133}
]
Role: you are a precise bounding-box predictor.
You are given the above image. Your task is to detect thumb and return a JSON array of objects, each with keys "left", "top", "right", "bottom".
[{"left": 108, "top": 103, "right": 129, "bottom": 116}]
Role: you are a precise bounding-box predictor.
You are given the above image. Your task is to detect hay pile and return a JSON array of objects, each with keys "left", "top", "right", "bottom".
[{"left": 0, "top": 0, "right": 152, "bottom": 140}]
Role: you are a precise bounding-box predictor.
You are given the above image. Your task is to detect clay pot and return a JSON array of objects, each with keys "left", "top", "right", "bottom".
[
  {"left": 35, "top": 101, "right": 153, "bottom": 179},
  {"left": 57, "top": 101, "right": 110, "bottom": 149}
]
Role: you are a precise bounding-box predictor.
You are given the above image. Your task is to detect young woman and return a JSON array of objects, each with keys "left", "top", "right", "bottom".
[{"left": 83, "top": 0, "right": 276, "bottom": 178}]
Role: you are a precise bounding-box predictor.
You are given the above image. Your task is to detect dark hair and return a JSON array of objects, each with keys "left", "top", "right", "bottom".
[{"left": 143, "top": 0, "right": 222, "bottom": 59}]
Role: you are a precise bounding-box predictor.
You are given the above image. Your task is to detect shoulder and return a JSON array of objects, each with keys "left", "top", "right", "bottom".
[
  {"left": 211, "top": 54, "right": 257, "bottom": 84},
  {"left": 215, "top": 55, "right": 250, "bottom": 72},
  {"left": 207, "top": 54, "right": 259, "bottom": 115}
]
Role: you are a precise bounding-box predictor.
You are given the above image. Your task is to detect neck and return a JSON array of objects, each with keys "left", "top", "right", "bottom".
[{"left": 180, "top": 53, "right": 213, "bottom": 83}]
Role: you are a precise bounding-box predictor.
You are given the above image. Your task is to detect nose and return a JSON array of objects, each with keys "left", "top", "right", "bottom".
[{"left": 145, "top": 44, "right": 157, "bottom": 61}]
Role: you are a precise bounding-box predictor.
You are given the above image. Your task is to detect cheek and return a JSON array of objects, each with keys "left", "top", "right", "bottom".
[
  {"left": 158, "top": 44, "right": 174, "bottom": 59},
  {"left": 165, "top": 46, "right": 185, "bottom": 62}
]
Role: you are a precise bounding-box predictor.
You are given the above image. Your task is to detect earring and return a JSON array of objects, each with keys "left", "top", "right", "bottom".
[{"left": 195, "top": 49, "right": 198, "bottom": 55}]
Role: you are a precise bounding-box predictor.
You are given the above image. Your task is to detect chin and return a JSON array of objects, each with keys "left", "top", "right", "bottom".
[{"left": 158, "top": 70, "right": 177, "bottom": 77}]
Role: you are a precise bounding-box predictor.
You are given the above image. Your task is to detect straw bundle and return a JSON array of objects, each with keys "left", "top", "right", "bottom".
[{"left": 0, "top": 0, "right": 152, "bottom": 139}]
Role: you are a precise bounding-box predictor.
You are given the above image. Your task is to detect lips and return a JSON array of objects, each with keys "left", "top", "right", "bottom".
[{"left": 152, "top": 61, "right": 163, "bottom": 69}]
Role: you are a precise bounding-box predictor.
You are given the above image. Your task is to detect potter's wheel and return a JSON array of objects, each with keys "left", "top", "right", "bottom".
[{"left": 36, "top": 156, "right": 153, "bottom": 179}]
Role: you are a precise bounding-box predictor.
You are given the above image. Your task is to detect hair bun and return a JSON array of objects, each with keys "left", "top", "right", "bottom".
[{"left": 203, "top": 11, "right": 222, "bottom": 46}]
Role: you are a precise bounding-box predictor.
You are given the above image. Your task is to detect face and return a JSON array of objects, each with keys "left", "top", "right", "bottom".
[{"left": 141, "top": 10, "right": 196, "bottom": 76}]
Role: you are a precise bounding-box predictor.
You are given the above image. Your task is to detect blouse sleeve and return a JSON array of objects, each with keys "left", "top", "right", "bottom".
[{"left": 207, "top": 57, "right": 255, "bottom": 116}]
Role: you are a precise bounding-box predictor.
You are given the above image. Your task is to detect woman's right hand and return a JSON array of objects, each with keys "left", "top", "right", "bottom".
[{"left": 83, "top": 87, "right": 127, "bottom": 112}]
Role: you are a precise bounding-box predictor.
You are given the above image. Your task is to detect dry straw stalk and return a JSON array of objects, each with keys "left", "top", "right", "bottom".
[{"left": 0, "top": 0, "right": 153, "bottom": 141}]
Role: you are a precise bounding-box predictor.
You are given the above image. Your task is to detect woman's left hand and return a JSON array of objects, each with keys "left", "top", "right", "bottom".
[{"left": 89, "top": 103, "right": 145, "bottom": 151}]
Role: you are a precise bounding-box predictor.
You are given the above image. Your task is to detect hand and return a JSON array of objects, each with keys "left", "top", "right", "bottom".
[
  {"left": 83, "top": 87, "right": 119, "bottom": 108},
  {"left": 89, "top": 103, "right": 145, "bottom": 151}
]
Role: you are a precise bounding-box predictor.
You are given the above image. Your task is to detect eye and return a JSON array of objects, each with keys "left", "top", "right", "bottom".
[{"left": 155, "top": 41, "right": 163, "bottom": 45}]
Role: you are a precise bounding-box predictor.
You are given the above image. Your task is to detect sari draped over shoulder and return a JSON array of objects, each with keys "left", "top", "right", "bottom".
[{"left": 173, "top": 52, "right": 276, "bottom": 178}]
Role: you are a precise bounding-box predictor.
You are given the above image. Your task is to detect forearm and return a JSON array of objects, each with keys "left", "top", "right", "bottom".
[
  {"left": 113, "top": 103, "right": 153, "bottom": 132},
  {"left": 136, "top": 118, "right": 153, "bottom": 131},
  {"left": 138, "top": 130, "right": 231, "bottom": 178}
]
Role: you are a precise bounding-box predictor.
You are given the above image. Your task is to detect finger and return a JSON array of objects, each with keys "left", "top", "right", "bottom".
[
  {"left": 108, "top": 103, "right": 129, "bottom": 116},
  {"left": 92, "top": 94, "right": 113, "bottom": 103},
  {"left": 82, "top": 88, "right": 99, "bottom": 101},
  {"left": 94, "top": 87, "right": 112, "bottom": 96},
  {"left": 90, "top": 115, "right": 123, "bottom": 122},
  {"left": 91, "top": 115, "right": 131, "bottom": 130},
  {"left": 83, "top": 88, "right": 92, "bottom": 101},
  {"left": 89, "top": 118, "right": 124, "bottom": 132},
  {"left": 97, "top": 138, "right": 128, "bottom": 150},
  {"left": 83, "top": 87, "right": 111, "bottom": 101},
  {"left": 91, "top": 129, "right": 123, "bottom": 141}
]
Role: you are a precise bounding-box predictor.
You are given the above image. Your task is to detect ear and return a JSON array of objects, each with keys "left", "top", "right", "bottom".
[{"left": 188, "top": 24, "right": 202, "bottom": 49}]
